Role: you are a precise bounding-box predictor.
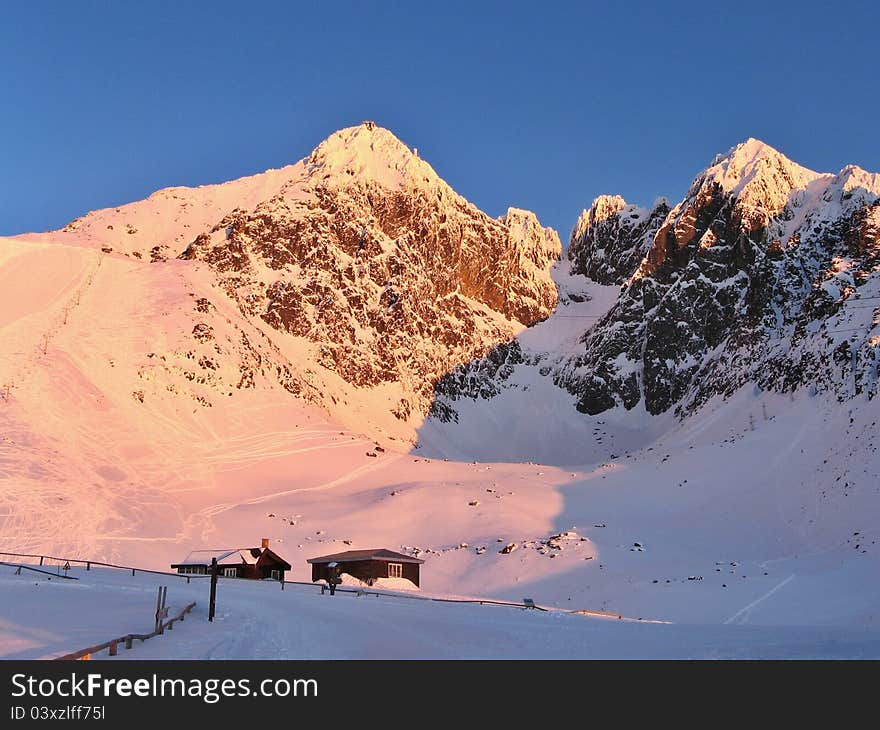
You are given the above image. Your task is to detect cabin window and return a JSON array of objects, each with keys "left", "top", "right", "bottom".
[
  {"left": 388, "top": 562, "right": 402, "bottom": 578},
  {"left": 271, "top": 569, "right": 281, "bottom": 581},
  {"left": 222, "top": 567, "right": 237, "bottom": 578}
]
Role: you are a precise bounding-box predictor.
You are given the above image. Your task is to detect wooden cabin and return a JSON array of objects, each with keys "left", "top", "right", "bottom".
[
  {"left": 171, "top": 539, "right": 291, "bottom": 582},
  {"left": 307, "top": 548, "right": 424, "bottom": 587}
]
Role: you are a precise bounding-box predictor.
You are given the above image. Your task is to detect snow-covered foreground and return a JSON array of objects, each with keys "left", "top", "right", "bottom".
[{"left": 3, "top": 565, "right": 879, "bottom": 660}]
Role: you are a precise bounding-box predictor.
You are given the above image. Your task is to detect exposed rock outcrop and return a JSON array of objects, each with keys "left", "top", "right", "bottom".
[
  {"left": 559, "top": 139, "right": 880, "bottom": 415},
  {"left": 569, "top": 195, "right": 669, "bottom": 284},
  {"left": 178, "top": 124, "right": 561, "bottom": 422}
]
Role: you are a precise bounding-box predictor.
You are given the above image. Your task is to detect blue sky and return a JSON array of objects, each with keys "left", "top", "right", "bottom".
[{"left": 1, "top": 1, "right": 878, "bottom": 239}]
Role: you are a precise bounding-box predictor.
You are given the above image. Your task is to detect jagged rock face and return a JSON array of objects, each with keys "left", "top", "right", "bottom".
[
  {"left": 559, "top": 139, "right": 880, "bottom": 415},
  {"left": 180, "top": 124, "right": 560, "bottom": 420},
  {"left": 430, "top": 341, "right": 528, "bottom": 423},
  {"left": 568, "top": 195, "right": 669, "bottom": 284}
]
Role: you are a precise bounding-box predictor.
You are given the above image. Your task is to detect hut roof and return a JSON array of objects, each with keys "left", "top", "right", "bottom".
[
  {"left": 306, "top": 548, "right": 424, "bottom": 565},
  {"left": 172, "top": 549, "right": 255, "bottom": 567}
]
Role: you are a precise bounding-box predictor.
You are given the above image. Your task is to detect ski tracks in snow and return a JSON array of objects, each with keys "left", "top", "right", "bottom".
[
  {"left": 196, "top": 447, "right": 401, "bottom": 520},
  {"left": 724, "top": 574, "right": 795, "bottom": 625}
]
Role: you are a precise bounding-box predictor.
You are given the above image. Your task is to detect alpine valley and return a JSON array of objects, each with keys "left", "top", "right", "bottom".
[{"left": 2, "top": 124, "right": 879, "bottom": 657}]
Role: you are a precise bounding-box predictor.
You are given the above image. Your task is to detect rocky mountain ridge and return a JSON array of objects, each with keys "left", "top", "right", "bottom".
[
  {"left": 433, "top": 138, "right": 880, "bottom": 424},
  {"left": 16, "top": 128, "right": 880, "bottom": 437}
]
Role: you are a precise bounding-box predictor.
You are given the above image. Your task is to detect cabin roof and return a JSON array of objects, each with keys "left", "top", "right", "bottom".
[
  {"left": 171, "top": 549, "right": 256, "bottom": 567},
  {"left": 257, "top": 548, "right": 292, "bottom": 571},
  {"left": 306, "top": 548, "right": 424, "bottom": 565}
]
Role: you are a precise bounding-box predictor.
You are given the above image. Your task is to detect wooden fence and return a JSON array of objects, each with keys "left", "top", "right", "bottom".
[
  {"left": 2, "top": 549, "right": 657, "bottom": 623},
  {"left": 0, "top": 560, "right": 80, "bottom": 580},
  {"left": 1, "top": 550, "right": 543, "bottom": 609},
  {"left": 0, "top": 551, "right": 208, "bottom": 582},
  {"left": 54, "top": 602, "right": 197, "bottom": 660}
]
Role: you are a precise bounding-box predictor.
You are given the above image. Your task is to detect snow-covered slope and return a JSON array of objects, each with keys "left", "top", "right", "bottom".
[{"left": 417, "top": 140, "right": 880, "bottom": 634}]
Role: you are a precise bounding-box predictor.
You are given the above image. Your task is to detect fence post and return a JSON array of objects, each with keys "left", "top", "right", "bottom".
[
  {"left": 109, "top": 641, "right": 117, "bottom": 656},
  {"left": 39, "top": 556, "right": 44, "bottom": 566},
  {"left": 154, "top": 587, "right": 162, "bottom": 632},
  {"left": 208, "top": 558, "right": 218, "bottom": 622},
  {"left": 125, "top": 636, "right": 132, "bottom": 650},
  {"left": 86, "top": 562, "right": 90, "bottom": 571}
]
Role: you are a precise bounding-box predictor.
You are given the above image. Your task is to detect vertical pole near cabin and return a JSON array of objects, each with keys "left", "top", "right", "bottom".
[
  {"left": 852, "top": 343, "right": 858, "bottom": 396},
  {"left": 158, "top": 585, "right": 167, "bottom": 634},
  {"left": 208, "top": 557, "right": 218, "bottom": 622},
  {"left": 154, "top": 586, "right": 162, "bottom": 632}
]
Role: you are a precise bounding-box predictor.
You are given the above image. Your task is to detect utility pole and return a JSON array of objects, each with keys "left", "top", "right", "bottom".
[
  {"left": 208, "top": 557, "right": 218, "bottom": 622},
  {"left": 154, "top": 586, "right": 167, "bottom": 633},
  {"left": 852, "top": 342, "right": 858, "bottom": 396},
  {"left": 207, "top": 547, "right": 259, "bottom": 622}
]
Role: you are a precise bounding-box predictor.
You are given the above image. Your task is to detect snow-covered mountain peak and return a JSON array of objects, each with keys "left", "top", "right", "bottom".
[
  {"left": 502, "top": 206, "right": 555, "bottom": 238},
  {"left": 700, "top": 137, "right": 823, "bottom": 206},
  {"left": 570, "top": 195, "right": 628, "bottom": 240},
  {"left": 833, "top": 163, "right": 880, "bottom": 198},
  {"left": 305, "top": 121, "right": 441, "bottom": 192},
  {"left": 172, "top": 122, "right": 560, "bottom": 436}
]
